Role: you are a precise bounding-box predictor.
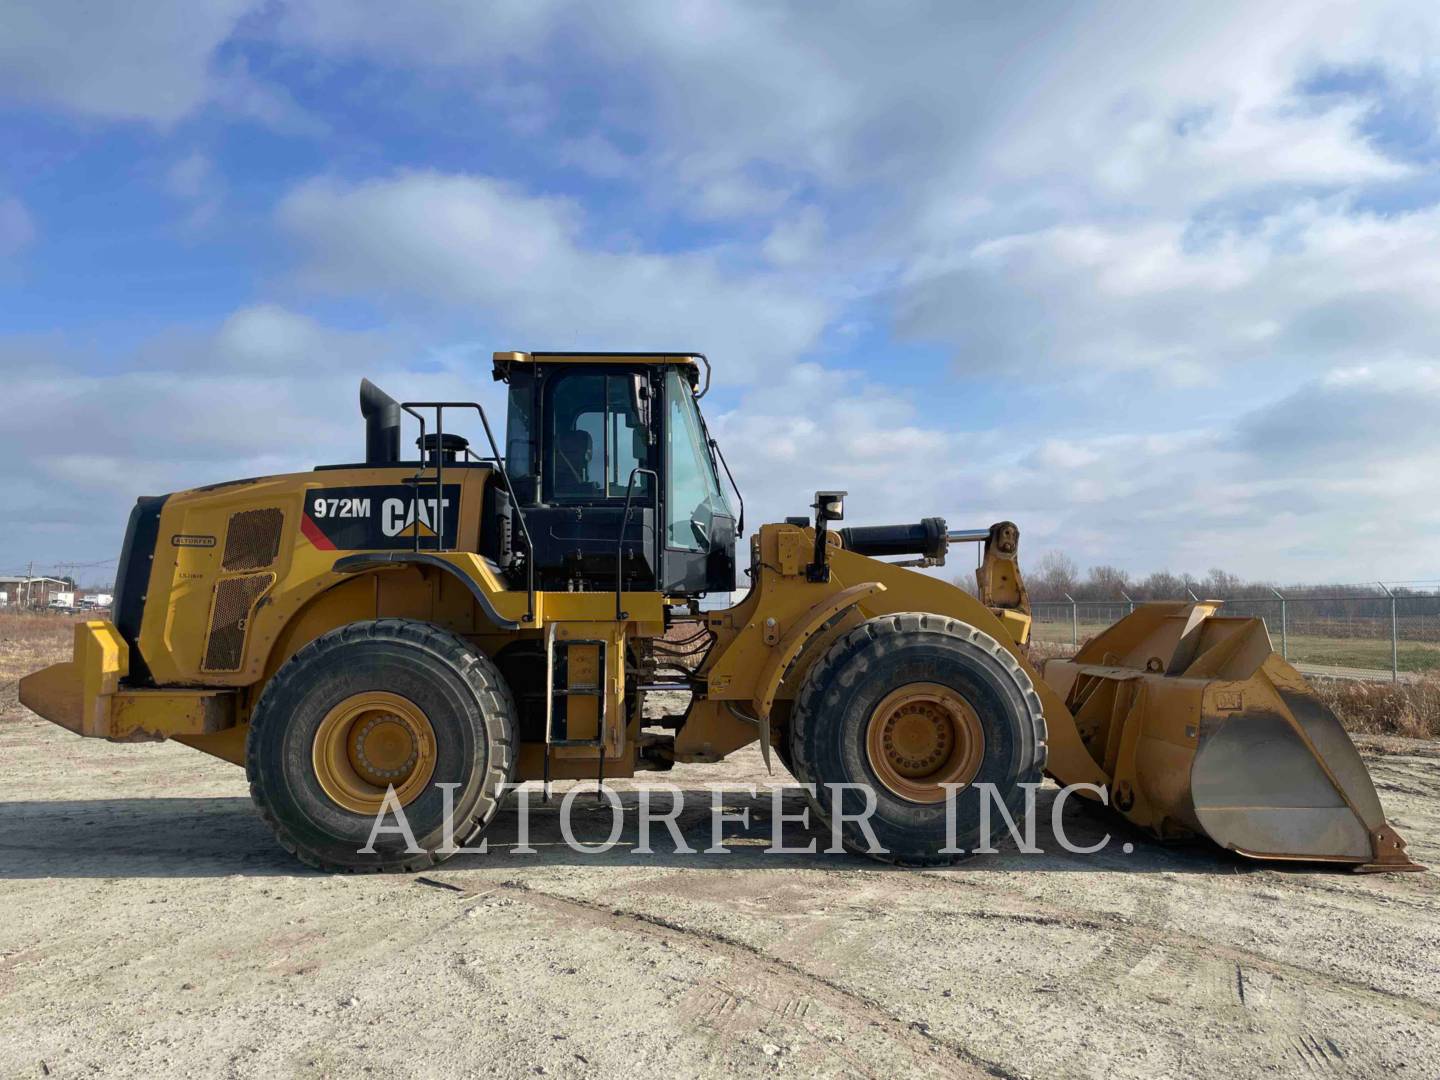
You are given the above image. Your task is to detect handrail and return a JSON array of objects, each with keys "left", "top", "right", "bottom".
[
  {"left": 615, "top": 467, "right": 659, "bottom": 620},
  {"left": 400, "top": 400, "right": 537, "bottom": 624}
]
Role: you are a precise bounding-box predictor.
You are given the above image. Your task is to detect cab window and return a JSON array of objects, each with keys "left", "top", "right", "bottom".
[{"left": 544, "top": 371, "right": 651, "bottom": 501}]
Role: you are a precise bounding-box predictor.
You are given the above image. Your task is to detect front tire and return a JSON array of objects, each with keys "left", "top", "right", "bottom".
[
  {"left": 246, "top": 619, "right": 517, "bottom": 872},
  {"left": 789, "top": 612, "right": 1046, "bottom": 865}
]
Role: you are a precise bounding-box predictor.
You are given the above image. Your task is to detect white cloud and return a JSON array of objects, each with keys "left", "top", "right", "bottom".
[
  {"left": 276, "top": 171, "right": 832, "bottom": 381},
  {"left": 5, "top": 314, "right": 1438, "bottom": 583},
  {"left": 209, "top": 304, "right": 395, "bottom": 372},
  {"left": 0, "top": 312, "right": 499, "bottom": 571},
  {"left": 257, "top": 5, "right": 1440, "bottom": 581},
  {"left": 269, "top": 3, "right": 1427, "bottom": 208},
  {"left": 1237, "top": 362, "right": 1440, "bottom": 464},
  {"left": 163, "top": 151, "right": 224, "bottom": 229},
  {"left": 8, "top": 4, "right": 1440, "bottom": 584},
  {"left": 710, "top": 363, "right": 973, "bottom": 533},
  {"left": 269, "top": 0, "right": 561, "bottom": 68},
  {"left": 763, "top": 207, "right": 826, "bottom": 267},
  {"left": 707, "top": 354, "right": 1440, "bottom": 586},
  {"left": 0, "top": 195, "right": 35, "bottom": 258},
  {"left": 262, "top": 3, "right": 1440, "bottom": 382},
  {"left": 165, "top": 153, "right": 213, "bottom": 201},
  {"left": 894, "top": 198, "right": 1440, "bottom": 382},
  {"left": 0, "top": 0, "right": 261, "bottom": 125}
]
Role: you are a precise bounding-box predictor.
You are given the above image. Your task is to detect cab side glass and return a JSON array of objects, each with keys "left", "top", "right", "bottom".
[
  {"left": 504, "top": 369, "right": 538, "bottom": 503},
  {"left": 665, "top": 369, "right": 722, "bottom": 551},
  {"left": 545, "top": 369, "right": 653, "bottom": 502}
]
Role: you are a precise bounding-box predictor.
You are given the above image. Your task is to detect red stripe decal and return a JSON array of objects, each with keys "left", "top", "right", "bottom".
[{"left": 300, "top": 513, "right": 335, "bottom": 550}]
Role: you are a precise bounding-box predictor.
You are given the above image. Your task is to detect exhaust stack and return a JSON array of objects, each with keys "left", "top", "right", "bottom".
[{"left": 360, "top": 378, "right": 401, "bottom": 464}]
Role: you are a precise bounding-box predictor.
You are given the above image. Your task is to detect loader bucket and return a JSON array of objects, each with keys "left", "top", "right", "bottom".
[{"left": 1042, "top": 602, "right": 1422, "bottom": 871}]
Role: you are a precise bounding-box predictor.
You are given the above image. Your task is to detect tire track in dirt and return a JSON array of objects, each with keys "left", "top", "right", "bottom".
[
  {"left": 896, "top": 870, "right": 1439, "bottom": 1076},
  {"left": 899, "top": 871, "right": 1440, "bottom": 1026},
  {"left": 487, "top": 879, "right": 1020, "bottom": 1080}
]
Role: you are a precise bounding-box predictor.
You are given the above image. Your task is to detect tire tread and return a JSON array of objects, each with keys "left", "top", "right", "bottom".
[
  {"left": 246, "top": 618, "right": 516, "bottom": 873},
  {"left": 789, "top": 611, "right": 1047, "bottom": 866}
]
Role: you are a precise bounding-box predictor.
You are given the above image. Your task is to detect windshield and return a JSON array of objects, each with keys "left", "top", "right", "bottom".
[{"left": 665, "top": 369, "right": 729, "bottom": 551}]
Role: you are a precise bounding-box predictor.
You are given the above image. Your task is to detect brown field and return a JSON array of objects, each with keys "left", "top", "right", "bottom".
[
  {"left": 0, "top": 610, "right": 77, "bottom": 721},
  {"left": 1312, "top": 676, "right": 1440, "bottom": 740}
]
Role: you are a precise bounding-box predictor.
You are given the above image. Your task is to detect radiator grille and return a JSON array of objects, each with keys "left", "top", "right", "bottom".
[
  {"left": 222, "top": 508, "right": 284, "bottom": 571},
  {"left": 203, "top": 573, "right": 274, "bottom": 672}
]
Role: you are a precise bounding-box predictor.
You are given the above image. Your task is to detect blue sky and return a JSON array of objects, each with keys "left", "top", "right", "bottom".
[{"left": 2, "top": 1, "right": 1439, "bottom": 586}]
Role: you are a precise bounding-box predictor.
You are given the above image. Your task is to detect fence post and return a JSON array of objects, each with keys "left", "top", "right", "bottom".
[
  {"left": 1065, "top": 593, "right": 1077, "bottom": 646},
  {"left": 1270, "top": 587, "right": 1287, "bottom": 660},
  {"left": 1379, "top": 582, "right": 1398, "bottom": 683},
  {"left": 1121, "top": 590, "right": 1134, "bottom": 615}
]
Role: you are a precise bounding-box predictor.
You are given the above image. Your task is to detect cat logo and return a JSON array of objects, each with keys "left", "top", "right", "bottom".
[{"left": 381, "top": 496, "right": 452, "bottom": 538}]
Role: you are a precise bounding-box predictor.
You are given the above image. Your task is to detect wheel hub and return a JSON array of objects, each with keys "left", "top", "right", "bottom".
[
  {"left": 313, "top": 691, "right": 437, "bottom": 814},
  {"left": 865, "top": 682, "right": 985, "bottom": 804}
]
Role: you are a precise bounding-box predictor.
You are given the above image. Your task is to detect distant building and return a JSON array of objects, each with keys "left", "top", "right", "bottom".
[{"left": 0, "top": 576, "right": 72, "bottom": 609}]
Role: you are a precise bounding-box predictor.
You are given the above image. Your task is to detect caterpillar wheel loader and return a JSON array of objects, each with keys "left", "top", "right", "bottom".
[{"left": 20, "top": 351, "right": 1421, "bottom": 873}]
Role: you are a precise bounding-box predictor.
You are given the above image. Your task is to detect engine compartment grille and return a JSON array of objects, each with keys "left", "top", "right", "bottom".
[
  {"left": 222, "top": 508, "right": 284, "bottom": 571},
  {"left": 203, "top": 573, "right": 275, "bottom": 672}
]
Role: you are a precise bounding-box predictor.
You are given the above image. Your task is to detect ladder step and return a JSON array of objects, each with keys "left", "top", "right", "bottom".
[
  {"left": 552, "top": 685, "right": 601, "bottom": 697},
  {"left": 548, "top": 737, "right": 604, "bottom": 748}
]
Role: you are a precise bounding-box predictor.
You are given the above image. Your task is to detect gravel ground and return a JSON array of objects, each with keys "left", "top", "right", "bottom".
[{"left": 2, "top": 702, "right": 1438, "bottom": 1080}]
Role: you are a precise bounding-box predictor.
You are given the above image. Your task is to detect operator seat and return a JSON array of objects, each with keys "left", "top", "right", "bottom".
[{"left": 554, "top": 429, "right": 594, "bottom": 495}]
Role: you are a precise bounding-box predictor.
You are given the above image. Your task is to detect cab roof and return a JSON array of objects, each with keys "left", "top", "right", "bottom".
[{"left": 492, "top": 351, "right": 707, "bottom": 389}]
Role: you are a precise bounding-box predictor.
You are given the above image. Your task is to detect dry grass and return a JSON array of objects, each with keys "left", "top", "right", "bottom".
[
  {"left": 1310, "top": 676, "right": 1440, "bottom": 741},
  {"left": 0, "top": 610, "right": 81, "bottom": 721},
  {"left": 1022, "top": 639, "right": 1077, "bottom": 666}
]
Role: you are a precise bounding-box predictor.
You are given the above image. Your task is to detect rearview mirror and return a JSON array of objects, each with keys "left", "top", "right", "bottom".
[{"left": 630, "top": 374, "right": 651, "bottom": 435}]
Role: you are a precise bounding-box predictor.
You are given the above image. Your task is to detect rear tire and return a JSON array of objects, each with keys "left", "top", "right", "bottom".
[
  {"left": 789, "top": 612, "right": 1046, "bottom": 865},
  {"left": 246, "top": 619, "right": 517, "bottom": 872}
]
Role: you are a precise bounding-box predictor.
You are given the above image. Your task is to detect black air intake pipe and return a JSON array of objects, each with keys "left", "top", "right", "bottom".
[
  {"left": 360, "top": 378, "right": 401, "bottom": 464},
  {"left": 837, "top": 517, "right": 948, "bottom": 561}
]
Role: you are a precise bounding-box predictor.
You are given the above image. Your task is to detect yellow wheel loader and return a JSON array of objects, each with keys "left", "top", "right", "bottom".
[{"left": 20, "top": 351, "right": 1421, "bottom": 872}]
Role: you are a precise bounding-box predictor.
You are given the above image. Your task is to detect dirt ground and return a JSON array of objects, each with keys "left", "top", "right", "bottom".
[{"left": 2, "top": 692, "right": 1439, "bottom": 1080}]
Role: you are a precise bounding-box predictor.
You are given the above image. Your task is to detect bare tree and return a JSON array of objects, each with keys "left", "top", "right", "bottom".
[
  {"left": 1082, "top": 564, "right": 1130, "bottom": 599},
  {"left": 1028, "top": 551, "right": 1079, "bottom": 602},
  {"left": 1203, "top": 568, "right": 1243, "bottom": 597},
  {"left": 1136, "top": 570, "right": 1184, "bottom": 600}
]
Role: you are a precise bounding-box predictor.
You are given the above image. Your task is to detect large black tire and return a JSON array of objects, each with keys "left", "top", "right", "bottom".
[
  {"left": 247, "top": 619, "right": 517, "bottom": 872},
  {"left": 789, "top": 612, "right": 1046, "bottom": 865}
]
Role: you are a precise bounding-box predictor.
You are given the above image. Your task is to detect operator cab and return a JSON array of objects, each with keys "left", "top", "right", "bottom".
[{"left": 493, "top": 352, "right": 739, "bottom": 599}]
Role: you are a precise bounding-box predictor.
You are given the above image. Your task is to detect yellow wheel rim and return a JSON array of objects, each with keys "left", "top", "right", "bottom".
[
  {"left": 312, "top": 691, "right": 438, "bottom": 814},
  {"left": 865, "top": 682, "right": 985, "bottom": 804}
]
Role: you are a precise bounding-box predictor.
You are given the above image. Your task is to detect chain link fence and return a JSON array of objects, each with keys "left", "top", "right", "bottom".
[{"left": 1030, "top": 588, "right": 1440, "bottom": 683}]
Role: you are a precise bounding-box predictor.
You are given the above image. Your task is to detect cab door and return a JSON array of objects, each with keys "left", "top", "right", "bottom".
[{"left": 511, "top": 364, "right": 660, "bottom": 591}]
